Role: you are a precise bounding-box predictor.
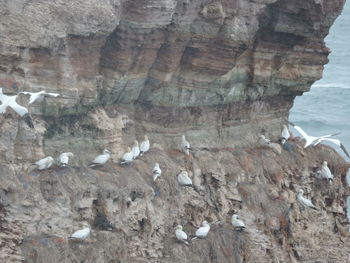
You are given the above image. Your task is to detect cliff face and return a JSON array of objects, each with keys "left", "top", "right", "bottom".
[{"left": 0, "top": 0, "right": 349, "bottom": 262}]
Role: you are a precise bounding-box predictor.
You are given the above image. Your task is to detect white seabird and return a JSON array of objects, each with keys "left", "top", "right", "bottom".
[
  {"left": 288, "top": 121, "right": 340, "bottom": 148},
  {"left": 132, "top": 140, "right": 140, "bottom": 159},
  {"left": 175, "top": 225, "right": 189, "bottom": 245},
  {"left": 120, "top": 147, "right": 133, "bottom": 165},
  {"left": 20, "top": 90, "right": 60, "bottom": 104},
  {"left": 192, "top": 220, "right": 210, "bottom": 240},
  {"left": 177, "top": 171, "right": 192, "bottom": 186},
  {"left": 281, "top": 124, "right": 290, "bottom": 140},
  {"left": 35, "top": 156, "right": 54, "bottom": 170},
  {"left": 89, "top": 149, "right": 111, "bottom": 167},
  {"left": 59, "top": 152, "right": 74, "bottom": 167},
  {"left": 140, "top": 135, "right": 150, "bottom": 156},
  {"left": 0, "top": 88, "right": 34, "bottom": 128},
  {"left": 259, "top": 135, "right": 271, "bottom": 145},
  {"left": 296, "top": 189, "right": 317, "bottom": 210},
  {"left": 152, "top": 163, "right": 161, "bottom": 181},
  {"left": 70, "top": 222, "right": 90, "bottom": 240},
  {"left": 181, "top": 135, "right": 191, "bottom": 155},
  {"left": 317, "top": 161, "right": 334, "bottom": 183},
  {"left": 231, "top": 214, "right": 246, "bottom": 231}
]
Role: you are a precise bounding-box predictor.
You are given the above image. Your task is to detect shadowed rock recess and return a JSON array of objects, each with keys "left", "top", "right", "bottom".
[{"left": 0, "top": 0, "right": 349, "bottom": 262}]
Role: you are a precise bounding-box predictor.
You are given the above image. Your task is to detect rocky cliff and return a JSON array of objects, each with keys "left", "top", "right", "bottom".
[{"left": 0, "top": 0, "right": 349, "bottom": 262}]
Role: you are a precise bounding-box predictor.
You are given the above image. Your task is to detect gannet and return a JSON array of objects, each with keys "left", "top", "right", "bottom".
[
  {"left": 281, "top": 124, "right": 290, "bottom": 140},
  {"left": 140, "top": 135, "right": 150, "bottom": 156},
  {"left": 177, "top": 171, "right": 192, "bottom": 186},
  {"left": 175, "top": 225, "right": 189, "bottom": 245},
  {"left": 288, "top": 121, "right": 340, "bottom": 148},
  {"left": 70, "top": 222, "right": 90, "bottom": 240},
  {"left": 192, "top": 221, "right": 210, "bottom": 240},
  {"left": 35, "top": 156, "right": 54, "bottom": 170},
  {"left": 20, "top": 90, "right": 60, "bottom": 104},
  {"left": 120, "top": 147, "right": 133, "bottom": 165},
  {"left": 259, "top": 135, "right": 271, "bottom": 145},
  {"left": 181, "top": 135, "right": 191, "bottom": 155},
  {"left": 317, "top": 161, "right": 334, "bottom": 183},
  {"left": 131, "top": 140, "right": 140, "bottom": 159},
  {"left": 0, "top": 88, "right": 34, "bottom": 128},
  {"left": 296, "top": 189, "right": 316, "bottom": 210},
  {"left": 59, "top": 152, "right": 74, "bottom": 167},
  {"left": 152, "top": 163, "right": 161, "bottom": 181},
  {"left": 89, "top": 149, "right": 111, "bottom": 167},
  {"left": 231, "top": 214, "right": 245, "bottom": 231}
]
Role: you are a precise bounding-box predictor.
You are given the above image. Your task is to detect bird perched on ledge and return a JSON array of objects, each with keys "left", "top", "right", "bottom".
[
  {"left": 34, "top": 156, "right": 54, "bottom": 170},
  {"left": 296, "top": 189, "right": 317, "bottom": 210},
  {"left": 181, "top": 135, "right": 191, "bottom": 155},
  {"left": 152, "top": 163, "right": 161, "bottom": 181},
  {"left": 140, "top": 135, "right": 150, "bottom": 156},
  {"left": 175, "top": 225, "right": 189, "bottom": 245},
  {"left": 89, "top": 149, "right": 111, "bottom": 167},
  {"left": 231, "top": 214, "right": 246, "bottom": 231}
]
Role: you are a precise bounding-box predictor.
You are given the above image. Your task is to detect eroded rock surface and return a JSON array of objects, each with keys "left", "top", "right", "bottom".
[{"left": 0, "top": 0, "right": 349, "bottom": 262}]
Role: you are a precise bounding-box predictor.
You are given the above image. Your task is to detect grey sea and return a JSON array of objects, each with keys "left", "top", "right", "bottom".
[{"left": 290, "top": 1, "right": 350, "bottom": 220}]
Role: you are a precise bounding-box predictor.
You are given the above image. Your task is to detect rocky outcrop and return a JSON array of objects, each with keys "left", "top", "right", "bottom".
[
  {"left": 0, "top": 0, "right": 349, "bottom": 262},
  {"left": 0, "top": 0, "right": 345, "bottom": 150}
]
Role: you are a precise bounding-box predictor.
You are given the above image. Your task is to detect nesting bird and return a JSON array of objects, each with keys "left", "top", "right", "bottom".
[
  {"left": 132, "top": 140, "right": 140, "bottom": 159},
  {"left": 20, "top": 90, "right": 60, "bottom": 104},
  {"left": 192, "top": 220, "right": 210, "bottom": 240},
  {"left": 175, "top": 225, "right": 189, "bottom": 245},
  {"left": 70, "top": 222, "right": 90, "bottom": 240},
  {"left": 258, "top": 135, "right": 271, "bottom": 146},
  {"left": 89, "top": 149, "right": 111, "bottom": 167},
  {"left": 281, "top": 124, "right": 290, "bottom": 140},
  {"left": 140, "top": 135, "right": 150, "bottom": 156},
  {"left": 181, "top": 135, "right": 191, "bottom": 155},
  {"left": 296, "top": 189, "right": 317, "bottom": 210},
  {"left": 34, "top": 156, "right": 54, "bottom": 170},
  {"left": 120, "top": 147, "right": 133, "bottom": 165},
  {"left": 177, "top": 171, "right": 192, "bottom": 186},
  {"left": 231, "top": 214, "right": 246, "bottom": 231},
  {"left": 317, "top": 161, "right": 334, "bottom": 184},
  {"left": 152, "top": 163, "right": 161, "bottom": 181},
  {"left": 0, "top": 88, "right": 34, "bottom": 128},
  {"left": 59, "top": 152, "right": 74, "bottom": 167}
]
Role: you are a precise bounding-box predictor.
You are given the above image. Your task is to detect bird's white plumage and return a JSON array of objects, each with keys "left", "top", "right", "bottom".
[
  {"left": 20, "top": 90, "right": 60, "bottom": 104},
  {"left": 318, "top": 161, "right": 333, "bottom": 182},
  {"left": 121, "top": 147, "right": 133, "bottom": 164},
  {"left": 132, "top": 140, "right": 140, "bottom": 159},
  {"left": 195, "top": 221, "right": 210, "bottom": 238},
  {"left": 296, "top": 189, "right": 316, "bottom": 209},
  {"left": 259, "top": 135, "right": 271, "bottom": 145},
  {"left": 140, "top": 135, "right": 150, "bottom": 156},
  {"left": 175, "top": 225, "right": 188, "bottom": 244},
  {"left": 71, "top": 224, "right": 90, "bottom": 240},
  {"left": 181, "top": 135, "right": 190, "bottom": 155},
  {"left": 59, "top": 152, "right": 74, "bottom": 166},
  {"left": 0, "top": 91, "right": 28, "bottom": 116},
  {"left": 89, "top": 149, "right": 111, "bottom": 167},
  {"left": 152, "top": 163, "right": 161, "bottom": 181},
  {"left": 35, "top": 156, "right": 54, "bottom": 170},
  {"left": 281, "top": 125, "right": 290, "bottom": 140},
  {"left": 231, "top": 214, "right": 245, "bottom": 229},
  {"left": 289, "top": 122, "right": 338, "bottom": 148},
  {"left": 177, "top": 171, "right": 192, "bottom": 186}
]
